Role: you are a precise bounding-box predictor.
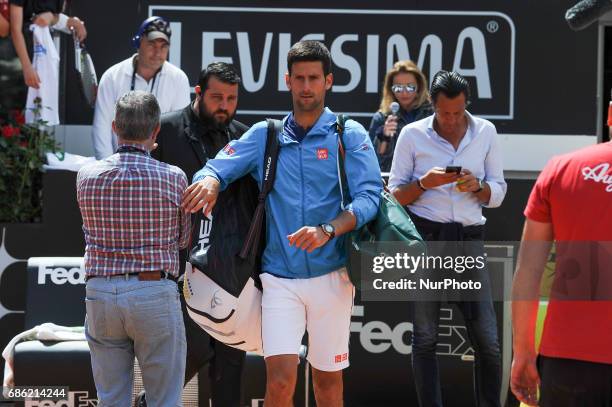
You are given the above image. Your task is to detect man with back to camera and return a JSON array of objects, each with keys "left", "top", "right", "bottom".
[
  {"left": 182, "top": 40, "right": 381, "bottom": 407},
  {"left": 92, "top": 15, "right": 190, "bottom": 159},
  {"left": 77, "top": 90, "right": 189, "bottom": 407},
  {"left": 133, "top": 62, "right": 256, "bottom": 407},
  {"left": 389, "top": 71, "right": 507, "bottom": 407}
]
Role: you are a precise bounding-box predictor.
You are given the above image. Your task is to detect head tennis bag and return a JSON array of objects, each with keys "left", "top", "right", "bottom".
[{"left": 184, "top": 119, "right": 281, "bottom": 355}]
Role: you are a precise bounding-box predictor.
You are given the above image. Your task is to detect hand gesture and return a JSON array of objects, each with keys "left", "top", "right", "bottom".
[
  {"left": 181, "top": 176, "right": 220, "bottom": 217},
  {"left": 23, "top": 65, "right": 41, "bottom": 89},
  {"left": 383, "top": 115, "right": 398, "bottom": 138},
  {"left": 69, "top": 17, "right": 87, "bottom": 42},
  {"left": 287, "top": 226, "right": 330, "bottom": 253},
  {"left": 455, "top": 169, "right": 482, "bottom": 193},
  {"left": 419, "top": 167, "right": 460, "bottom": 189},
  {"left": 510, "top": 355, "right": 540, "bottom": 406}
]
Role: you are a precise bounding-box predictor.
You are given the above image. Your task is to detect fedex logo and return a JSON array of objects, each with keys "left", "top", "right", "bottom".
[
  {"left": 38, "top": 264, "right": 85, "bottom": 285},
  {"left": 25, "top": 391, "right": 97, "bottom": 406},
  {"left": 350, "top": 305, "right": 413, "bottom": 354},
  {"left": 350, "top": 305, "right": 473, "bottom": 358}
]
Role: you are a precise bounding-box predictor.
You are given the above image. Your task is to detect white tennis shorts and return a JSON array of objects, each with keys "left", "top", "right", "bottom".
[{"left": 260, "top": 268, "right": 355, "bottom": 371}]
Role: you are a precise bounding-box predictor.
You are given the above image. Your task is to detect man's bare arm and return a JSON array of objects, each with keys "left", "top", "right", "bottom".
[{"left": 510, "top": 219, "right": 553, "bottom": 406}]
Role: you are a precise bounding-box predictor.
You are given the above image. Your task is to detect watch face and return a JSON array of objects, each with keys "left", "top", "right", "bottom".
[{"left": 323, "top": 224, "right": 334, "bottom": 233}]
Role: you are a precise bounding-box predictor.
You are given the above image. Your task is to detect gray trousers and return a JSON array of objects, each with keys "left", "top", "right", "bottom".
[{"left": 85, "top": 275, "right": 186, "bottom": 407}]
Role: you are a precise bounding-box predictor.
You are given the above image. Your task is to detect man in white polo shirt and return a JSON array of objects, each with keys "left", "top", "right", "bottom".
[{"left": 91, "top": 16, "right": 190, "bottom": 159}]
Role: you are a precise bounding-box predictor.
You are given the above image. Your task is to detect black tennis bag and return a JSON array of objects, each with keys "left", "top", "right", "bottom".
[{"left": 184, "top": 120, "right": 280, "bottom": 355}]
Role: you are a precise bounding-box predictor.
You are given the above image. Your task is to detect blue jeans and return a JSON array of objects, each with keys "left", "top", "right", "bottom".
[
  {"left": 412, "top": 284, "right": 501, "bottom": 406},
  {"left": 85, "top": 275, "right": 186, "bottom": 407}
]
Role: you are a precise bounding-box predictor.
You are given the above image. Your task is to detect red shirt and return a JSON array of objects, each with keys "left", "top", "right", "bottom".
[
  {"left": 524, "top": 142, "right": 612, "bottom": 364},
  {"left": 1, "top": 0, "right": 9, "bottom": 20}
]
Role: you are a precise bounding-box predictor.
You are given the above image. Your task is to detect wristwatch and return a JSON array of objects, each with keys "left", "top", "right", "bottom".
[
  {"left": 474, "top": 178, "right": 485, "bottom": 193},
  {"left": 417, "top": 177, "right": 428, "bottom": 191},
  {"left": 319, "top": 223, "right": 336, "bottom": 240}
]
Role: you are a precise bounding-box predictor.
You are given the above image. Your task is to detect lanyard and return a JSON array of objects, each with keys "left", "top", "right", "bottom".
[
  {"left": 116, "top": 145, "right": 148, "bottom": 155},
  {"left": 130, "top": 59, "right": 162, "bottom": 93}
]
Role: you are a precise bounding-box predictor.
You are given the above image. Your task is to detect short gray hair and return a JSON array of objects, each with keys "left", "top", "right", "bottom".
[{"left": 113, "top": 91, "right": 161, "bottom": 141}]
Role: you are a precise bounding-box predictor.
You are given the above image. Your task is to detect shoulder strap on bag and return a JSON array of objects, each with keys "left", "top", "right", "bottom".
[
  {"left": 239, "top": 119, "right": 282, "bottom": 261},
  {"left": 337, "top": 114, "right": 388, "bottom": 202},
  {"left": 336, "top": 114, "right": 351, "bottom": 210},
  {"left": 260, "top": 119, "right": 282, "bottom": 198}
]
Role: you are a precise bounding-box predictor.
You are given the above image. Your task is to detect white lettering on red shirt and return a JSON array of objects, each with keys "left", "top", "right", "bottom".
[{"left": 581, "top": 163, "right": 612, "bottom": 192}]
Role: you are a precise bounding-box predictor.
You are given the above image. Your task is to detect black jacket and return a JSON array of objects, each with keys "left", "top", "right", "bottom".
[
  {"left": 153, "top": 104, "right": 259, "bottom": 276},
  {"left": 153, "top": 104, "right": 249, "bottom": 182},
  {"left": 368, "top": 103, "right": 433, "bottom": 173}
]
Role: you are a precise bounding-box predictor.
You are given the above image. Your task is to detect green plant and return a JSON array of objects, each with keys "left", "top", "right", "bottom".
[{"left": 0, "top": 98, "right": 63, "bottom": 222}]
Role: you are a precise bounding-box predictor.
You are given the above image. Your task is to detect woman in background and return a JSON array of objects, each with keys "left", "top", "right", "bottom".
[{"left": 369, "top": 60, "right": 432, "bottom": 172}]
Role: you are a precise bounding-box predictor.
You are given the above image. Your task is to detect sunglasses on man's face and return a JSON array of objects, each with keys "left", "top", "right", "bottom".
[{"left": 391, "top": 84, "right": 417, "bottom": 93}]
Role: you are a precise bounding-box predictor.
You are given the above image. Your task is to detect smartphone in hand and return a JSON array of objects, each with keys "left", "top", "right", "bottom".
[{"left": 445, "top": 166, "right": 462, "bottom": 174}]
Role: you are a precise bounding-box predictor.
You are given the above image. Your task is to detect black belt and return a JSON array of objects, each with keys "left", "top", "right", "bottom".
[{"left": 85, "top": 271, "right": 177, "bottom": 282}]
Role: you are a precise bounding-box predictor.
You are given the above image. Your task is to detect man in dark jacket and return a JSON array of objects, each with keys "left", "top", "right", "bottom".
[{"left": 136, "top": 62, "right": 257, "bottom": 407}]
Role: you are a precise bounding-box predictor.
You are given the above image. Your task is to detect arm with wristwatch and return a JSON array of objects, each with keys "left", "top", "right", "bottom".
[
  {"left": 182, "top": 173, "right": 357, "bottom": 254},
  {"left": 287, "top": 210, "right": 356, "bottom": 254}
]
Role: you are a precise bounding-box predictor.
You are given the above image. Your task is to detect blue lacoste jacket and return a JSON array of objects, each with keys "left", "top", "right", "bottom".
[{"left": 194, "top": 107, "right": 382, "bottom": 278}]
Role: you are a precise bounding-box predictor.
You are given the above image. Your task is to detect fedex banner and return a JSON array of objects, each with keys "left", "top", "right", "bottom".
[{"left": 149, "top": 6, "right": 515, "bottom": 119}]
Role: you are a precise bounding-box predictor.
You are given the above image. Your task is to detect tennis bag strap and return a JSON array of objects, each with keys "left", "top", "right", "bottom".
[
  {"left": 336, "top": 114, "right": 351, "bottom": 208},
  {"left": 336, "top": 113, "right": 388, "bottom": 199},
  {"left": 239, "top": 119, "right": 282, "bottom": 261}
]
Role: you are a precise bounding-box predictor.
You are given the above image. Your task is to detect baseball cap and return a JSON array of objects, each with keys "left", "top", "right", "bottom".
[{"left": 144, "top": 18, "right": 172, "bottom": 44}]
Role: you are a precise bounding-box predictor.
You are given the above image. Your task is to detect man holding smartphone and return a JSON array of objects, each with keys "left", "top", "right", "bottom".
[{"left": 389, "top": 71, "right": 507, "bottom": 407}]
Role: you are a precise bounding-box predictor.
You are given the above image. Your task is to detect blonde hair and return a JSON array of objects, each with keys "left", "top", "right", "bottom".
[{"left": 378, "top": 60, "right": 429, "bottom": 115}]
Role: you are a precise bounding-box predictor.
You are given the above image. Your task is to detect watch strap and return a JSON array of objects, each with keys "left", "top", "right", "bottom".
[
  {"left": 417, "top": 178, "right": 427, "bottom": 191},
  {"left": 319, "top": 223, "right": 335, "bottom": 240},
  {"left": 474, "top": 178, "right": 485, "bottom": 193}
]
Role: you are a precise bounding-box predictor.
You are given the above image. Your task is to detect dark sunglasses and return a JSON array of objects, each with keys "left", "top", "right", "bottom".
[{"left": 391, "top": 84, "right": 417, "bottom": 93}]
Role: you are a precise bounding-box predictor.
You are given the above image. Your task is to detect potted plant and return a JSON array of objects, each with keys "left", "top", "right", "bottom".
[{"left": 0, "top": 97, "right": 62, "bottom": 222}]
